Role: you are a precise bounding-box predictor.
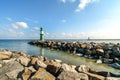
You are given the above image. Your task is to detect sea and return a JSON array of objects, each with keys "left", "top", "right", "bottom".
[{"left": 0, "top": 39, "right": 120, "bottom": 74}]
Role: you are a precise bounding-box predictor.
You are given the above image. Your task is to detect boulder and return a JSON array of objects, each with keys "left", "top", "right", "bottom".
[
  {"left": 18, "top": 52, "right": 27, "bottom": 57},
  {"left": 3, "top": 58, "right": 16, "bottom": 64},
  {"left": 22, "top": 66, "right": 36, "bottom": 80},
  {"left": 30, "top": 57, "right": 39, "bottom": 65},
  {"left": 54, "top": 59, "right": 62, "bottom": 63},
  {"left": 105, "top": 77, "right": 120, "bottom": 80},
  {"left": 31, "top": 68, "right": 55, "bottom": 80},
  {"left": 76, "top": 65, "right": 90, "bottom": 72},
  {"left": 0, "top": 64, "right": 2, "bottom": 68},
  {"left": 96, "top": 71, "right": 111, "bottom": 77},
  {"left": 17, "top": 56, "right": 30, "bottom": 66},
  {"left": 96, "top": 49, "right": 104, "bottom": 54},
  {"left": 81, "top": 43, "right": 87, "bottom": 48},
  {"left": 35, "top": 60, "right": 47, "bottom": 70},
  {"left": 109, "top": 63, "right": 120, "bottom": 69},
  {"left": 112, "top": 46, "right": 120, "bottom": 57},
  {"left": 57, "top": 71, "right": 89, "bottom": 80},
  {"left": 47, "top": 61, "right": 61, "bottom": 76},
  {"left": 0, "top": 61, "right": 24, "bottom": 80},
  {"left": 5, "top": 69, "right": 23, "bottom": 80},
  {"left": 61, "top": 63, "right": 77, "bottom": 73},
  {"left": 84, "top": 72, "right": 105, "bottom": 80},
  {"left": 96, "top": 59, "right": 102, "bottom": 64},
  {"left": 0, "top": 51, "right": 12, "bottom": 60}
]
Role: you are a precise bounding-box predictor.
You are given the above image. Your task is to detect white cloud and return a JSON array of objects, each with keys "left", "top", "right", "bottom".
[
  {"left": 75, "top": 0, "right": 98, "bottom": 12},
  {"left": 45, "top": 31, "right": 120, "bottom": 39},
  {"left": 12, "top": 22, "right": 29, "bottom": 29}
]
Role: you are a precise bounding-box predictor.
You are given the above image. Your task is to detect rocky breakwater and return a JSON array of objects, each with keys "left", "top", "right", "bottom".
[
  {"left": 29, "top": 40, "right": 120, "bottom": 69},
  {"left": 0, "top": 48, "right": 120, "bottom": 80}
]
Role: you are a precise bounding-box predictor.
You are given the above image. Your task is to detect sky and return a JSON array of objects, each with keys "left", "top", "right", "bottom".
[{"left": 0, "top": 0, "right": 120, "bottom": 39}]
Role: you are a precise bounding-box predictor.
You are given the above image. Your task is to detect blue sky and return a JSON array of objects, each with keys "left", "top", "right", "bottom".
[{"left": 0, "top": 0, "right": 120, "bottom": 39}]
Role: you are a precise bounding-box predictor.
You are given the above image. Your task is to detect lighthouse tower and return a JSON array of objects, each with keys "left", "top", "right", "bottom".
[{"left": 40, "top": 27, "right": 44, "bottom": 41}]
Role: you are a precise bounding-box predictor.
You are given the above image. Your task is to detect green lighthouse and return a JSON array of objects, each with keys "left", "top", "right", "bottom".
[{"left": 40, "top": 27, "right": 44, "bottom": 41}]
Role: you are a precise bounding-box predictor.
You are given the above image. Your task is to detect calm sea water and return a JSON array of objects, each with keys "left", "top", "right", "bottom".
[{"left": 0, "top": 39, "right": 120, "bottom": 74}]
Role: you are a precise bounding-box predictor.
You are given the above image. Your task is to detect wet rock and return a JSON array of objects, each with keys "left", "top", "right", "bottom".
[
  {"left": 109, "top": 63, "right": 120, "bottom": 69},
  {"left": 76, "top": 65, "right": 90, "bottom": 72},
  {"left": 31, "top": 68, "right": 55, "bottom": 80},
  {"left": 17, "top": 56, "right": 30, "bottom": 66},
  {"left": 57, "top": 71, "right": 89, "bottom": 80},
  {"left": 96, "top": 71, "right": 111, "bottom": 77},
  {"left": 113, "top": 46, "right": 120, "bottom": 57},
  {"left": 61, "top": 63, "right": 77, "bottom": 73}
]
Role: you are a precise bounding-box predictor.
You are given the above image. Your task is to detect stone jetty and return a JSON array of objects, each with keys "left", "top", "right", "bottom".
[
  {"left": 28, "top": 40, "right": 120, "bottom": 69},
  {"left": 0, "top": 48, "right": 120, "bottom": 80}
]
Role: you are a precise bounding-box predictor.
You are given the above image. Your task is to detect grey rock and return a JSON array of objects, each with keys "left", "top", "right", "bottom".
[
  {"left": 109, "top": 63, "right": 120, "bottom": 69},
  {"left": 96, "top": 59, "right": 102, "bottom": 64},
  {"left": 22, "top": 66, "right": 36, "bottom": 80},
  {"left": 17, "top": 56, "right": 30, "bottom": 66},
  {"left": 57, "top": 71, "right": 89, "bottom": 80},
  {"left": 61, "top": 63, "right": 77, "bottom": 73},
  {"left": 0, "top": 61, "right": 24, "bottom": 80},
  {"left": 0, "top": 64, "right": 2, "bottom": 68},
  {"left": 54, "top": 59, "right": 62, "bottom": 63},
  {"left": 31, "top": 68, "right": 55, "bottom": 80},
  {"left": 35, "top": 59, "right": 47, "bottom": 70},
  {"left": 105, "top": 77, "right": 120, "bottom": 80},
  {"left": 76, "top": 65, "right": 90, "bottom": 72}
]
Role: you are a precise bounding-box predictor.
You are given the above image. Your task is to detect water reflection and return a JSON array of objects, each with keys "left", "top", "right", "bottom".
[{"left": 40, "top": 47, "right": 44, "bottom": 57}]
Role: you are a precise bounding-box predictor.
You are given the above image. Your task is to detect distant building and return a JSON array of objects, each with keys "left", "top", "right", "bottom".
[{"left": 40, "top": 27, "right": 44, "bottom": 41}]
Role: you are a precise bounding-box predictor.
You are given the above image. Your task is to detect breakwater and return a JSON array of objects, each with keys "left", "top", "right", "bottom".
[
  {"left": 0, "top": 48, "right": 120, "bottom": 80},
  {"left": 29, "top": 40, "right": 120, "bottom": 69}
]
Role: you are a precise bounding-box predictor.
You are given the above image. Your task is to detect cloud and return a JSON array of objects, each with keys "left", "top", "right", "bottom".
[
  {"left": 75, "top": 0, "right": 98, "bottom": 12},
  {"left": 12, "top": 22, "right": 29, "bottom": 29},
  {"left": 45, "top": 31, "right": 120, "bottom": 39}
]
